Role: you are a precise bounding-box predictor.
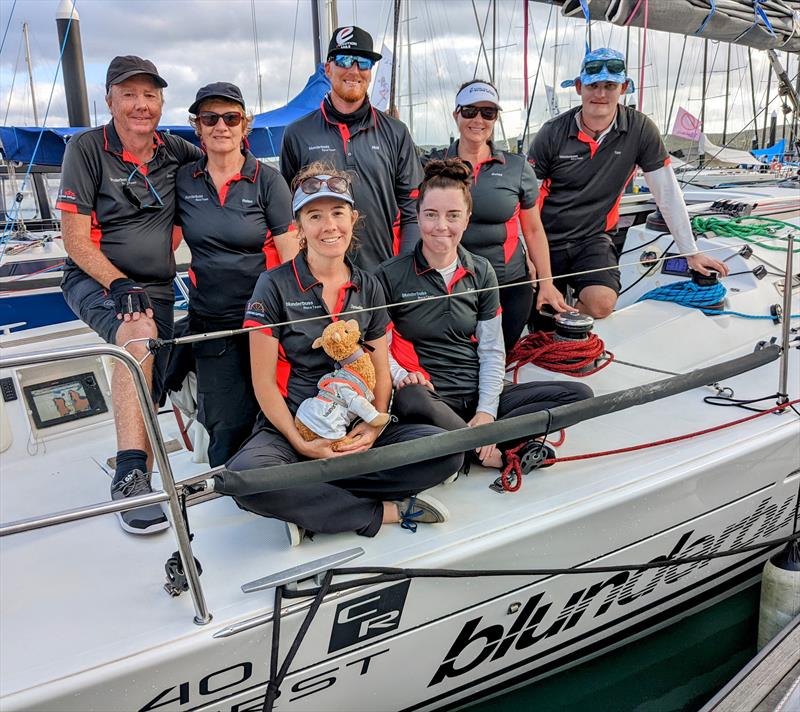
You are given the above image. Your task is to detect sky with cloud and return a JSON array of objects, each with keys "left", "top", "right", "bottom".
[{"left": 0, "top": 0, "right": 795, "bottom": 148}]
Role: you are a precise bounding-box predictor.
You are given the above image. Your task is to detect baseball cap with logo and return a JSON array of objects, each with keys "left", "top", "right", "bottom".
[
  {"left": 326, "top": 26, "right": 383, "bottom": 62},
  {"left": 454, "top": 81, "right": 503, "bottom": 111},
  {"left": 106, "top": 55, "right": 167, "bottom": 93},
  {"left": 560, "top": 47, "right": 635, "bottom": 94}
]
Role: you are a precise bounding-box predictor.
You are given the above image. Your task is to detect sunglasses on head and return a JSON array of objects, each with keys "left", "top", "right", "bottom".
[
  {"left": 332, "top": 54, "right": 375, "bottom": 71},
  {"left": 583, "top": 59, "right": 626, "bottom": 76},
  {"left": 458, "top": 105, "right": 499, "bottom": 121},
  {"left": 197, "top": 111, "right": 244, "bottom": 127},
  {"left": 299, "top": 176, "right": 351, "bottom": 196}
]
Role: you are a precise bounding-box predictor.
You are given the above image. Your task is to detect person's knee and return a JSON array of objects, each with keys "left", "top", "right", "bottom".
[
  {"left": 569, "top": 382, "right": 595, "bottom": 401},
  {"left": 579, "top": 289, "right": 617, "bottom": 319},
  {"left": 392, "top": 384, "right": 430, "bottom": 419},
  {"left": 115, "top": 317, "right": 158, "bottom": 358}
]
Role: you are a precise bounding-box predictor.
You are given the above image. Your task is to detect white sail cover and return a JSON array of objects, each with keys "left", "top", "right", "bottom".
[
  {"left": 699, "top": 133, "right": 765, "bottom": 165},
  {"left": 558, "top": 0, "right": 800, "bottom": 53}
]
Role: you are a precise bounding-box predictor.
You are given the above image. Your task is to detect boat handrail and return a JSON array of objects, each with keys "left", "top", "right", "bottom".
[{"left": 0, "top": 342, "right": 212, "bottom": 625}]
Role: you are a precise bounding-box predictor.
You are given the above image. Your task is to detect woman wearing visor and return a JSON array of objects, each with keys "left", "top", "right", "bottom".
[
  {"left": 424, "top": 80, "right": 569, "bottom": 352},
  {"left": 176, "top": 82, "right": 294, "bottom": 466},
  {"left": 226, "top": 162, "right": 462, "bottom": 546}
]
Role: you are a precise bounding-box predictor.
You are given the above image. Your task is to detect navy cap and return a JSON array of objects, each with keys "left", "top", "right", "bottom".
[
  {"left": 106, "top": 55, "right": 167, "bottom": 93},
  {"left": 327, "top": 26, "right": 382, "bottom": 62},
  {"left": 189, "top": 82, "right": 246, "bottom": 115}
]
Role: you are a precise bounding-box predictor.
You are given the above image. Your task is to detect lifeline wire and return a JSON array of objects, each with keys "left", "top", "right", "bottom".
[{"left": 130, "top": 231, "right": 800, "bottom": 356}]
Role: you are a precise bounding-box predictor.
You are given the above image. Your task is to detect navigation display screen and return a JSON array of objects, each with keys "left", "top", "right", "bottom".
[
  {"left": 23, "top": 372, "right": 108, "bottom": 429},
  {"left": 661, "top": 255, "right": 692, "bottom": 277}
]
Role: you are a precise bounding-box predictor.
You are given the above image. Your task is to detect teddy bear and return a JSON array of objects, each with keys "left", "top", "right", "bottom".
[{"left": 295, "top": 319, "right": 391, "bottom": 451}]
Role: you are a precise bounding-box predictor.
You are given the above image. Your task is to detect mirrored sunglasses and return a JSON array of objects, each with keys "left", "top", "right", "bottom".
[
  {"left": 333, "top": 54, "right": 375, "bottom": 71},
  {"left": 197, "top": 111, "right": 244, "bottom": 127},
  {"left": 583, "top": 59, "right": 626, "bottom": 75},
  {"left": 299, "top": 176, "right": 351, "bottom": 195},
  {"left": 458, "top": 105, "right": 499, "bottom": 120}
]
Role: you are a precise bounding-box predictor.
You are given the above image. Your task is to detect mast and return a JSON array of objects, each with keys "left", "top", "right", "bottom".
[
  {"left": 492, "top": 0, "right": 496, "bottom": 82},
  {"left": 523, "top": 0, "right": 529, "bottom": 109},
  {"left": 748, "top": 48, "right": 759, "bottom": 149},
  {"left": 700, "top": 38, "right": 708, "bottom": 133},
  {"left": 406, "top": 0, "right": 413, "bottom": 133},
  {"left": 763, "top": 61, "right": 772, "bottom": 147},
  {"left": 55, "top": 0, "right": 90, "bottom": 127},
  {"left": 23, "top": 22, "right": 39, "bottom": 127},
  {"left": 722, "top": 43, "right": 731, "bottom": 144},
  {"left": 389, "top": 0, "right": 400, "bottom": 114},
  {"left": 311, "top": 0, "right": 321, "bottom": 66}
]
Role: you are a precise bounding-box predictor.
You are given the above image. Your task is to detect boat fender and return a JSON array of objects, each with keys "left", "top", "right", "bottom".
[{"left": 757, "top": 541, "right": 800, "bottom": 650}]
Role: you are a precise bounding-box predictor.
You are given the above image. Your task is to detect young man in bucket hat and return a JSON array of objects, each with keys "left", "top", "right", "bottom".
[
  {"left": 57, "top": 56, "right": 202, "bottom": 535},
  {"left": 280, "top": 26, "right": 423, "bottom": 271},
  {"left": 528, "top": 48, "right": 727, "bottom": 319}
]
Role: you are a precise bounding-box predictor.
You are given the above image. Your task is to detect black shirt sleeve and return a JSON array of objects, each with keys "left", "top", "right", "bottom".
[
  {"left": 395, "top": 124, "right": 424, "bottom": 254},
  {"left": 519, "top": 156, "right": 539, "bottom": 209},
  {"left": 260, "top": 167, "right": 293, "bottom": 236},
  {"left": 279, "top": 127, "right": 300, "bottom": 189},
  {"left": 362, "top": 273, "right": 390, "bottom": 340},
  {"left": 528, "top": 123, "right": 553, "bottom": 181},
  {"left": 636, "top": 114, "right": 670, "bottom": 173},
  {"left": 173, "top": 136, "right": 204, "bottom": 165},
  {"left": 477, "top": 261, "right": 500, "bottom": 321},
  {"left": 57, "top": 134, "right": 100, "bottom": 216},
  {"left": 244, "top": 271, "right": 285, "bottom": 337}
]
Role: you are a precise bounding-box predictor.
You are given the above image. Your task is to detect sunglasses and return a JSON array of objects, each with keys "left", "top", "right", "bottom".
[
  {"left": 122, "top": 165, "right": 163, "bottom": 212},
  {"left": 197, "top": 111, "right": 244, "bottom": 127},
  {"left": 458, "top": 105, "right": 499, "bottom": 121},
  {"left": 583, "top": 59, "right": 626, "bottom": 75},
  {"left": 299, "top": 176, "right": 351, "bottom": 195},
  {"left": 332, "top": 54, "right": 375, "bottom": 71}
]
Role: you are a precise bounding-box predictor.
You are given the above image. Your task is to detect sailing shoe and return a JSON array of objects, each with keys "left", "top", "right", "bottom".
[
  {"left": 285, "top": 522, "right": 307, "bottom": 547},
  {"left": 397, "top": 493, "right": 449, "bottom": 533},
  {"left": 110, "top": 470, "right": 169, "bottom": 535}
]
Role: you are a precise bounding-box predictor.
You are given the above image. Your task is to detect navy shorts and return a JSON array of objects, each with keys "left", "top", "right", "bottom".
[
  {"left": 61, "top": 268, "right": 175, "bottom": 402},
  {"left": 549, "top": 234, "right": 622, "bottom": 297}
]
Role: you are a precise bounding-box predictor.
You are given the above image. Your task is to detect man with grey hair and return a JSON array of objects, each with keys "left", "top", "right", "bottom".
[{"left": 57, "top": 55, "right": 202, "bottom": 534}]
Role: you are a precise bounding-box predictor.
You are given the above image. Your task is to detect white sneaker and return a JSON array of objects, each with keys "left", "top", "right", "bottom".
[
  {"left": 397, "top": 492, "right": 449, "bottom": 532},
  {"left": 285, "top": 521, "right": 306, "bottom": 547}
]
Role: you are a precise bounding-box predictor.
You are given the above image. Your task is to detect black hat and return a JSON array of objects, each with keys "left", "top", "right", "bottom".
[
  {"left": 106, "top": 55, "right": 167, "bottom": 93},
  {"left": 326, "top": 26, "right": 382, "bottom": 62},
  {"left": 189, "top": 82, "right": 246, "bottom": 115}
]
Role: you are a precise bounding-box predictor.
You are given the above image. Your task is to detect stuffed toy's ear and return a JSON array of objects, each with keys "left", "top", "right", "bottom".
[
  {"left": 311, "top": 336, "right": 324, "bottom": 349},
  {"left": 345, "top": 319, "right": 359, "bottom": 330}
]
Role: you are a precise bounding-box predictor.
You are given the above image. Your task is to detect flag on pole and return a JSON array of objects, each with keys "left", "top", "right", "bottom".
[
  {"left": 544, "top": 85, "right": 560, "bottom": 119},
  {"left": 370, "top": 44, "right": 393, "bottom": 112},
  {"left": 672, "top": 107, "right": 702, "bottom": 141}
]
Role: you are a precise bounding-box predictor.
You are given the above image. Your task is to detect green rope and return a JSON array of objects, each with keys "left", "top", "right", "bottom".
[{"left": 691, "top": 215, "right": 800, "bottom": 253}]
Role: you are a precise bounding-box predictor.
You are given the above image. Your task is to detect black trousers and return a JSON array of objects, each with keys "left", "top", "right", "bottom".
[
  {"left": 500, "top": 281, "right": 534, "bottom": 353},
  {"left": 226, "top": 423, "right": 464, "bottom": 536},
  {"left": 191, "top": 314, "right": 260, "bottom": 467},
  {"left": 392, "top": 380, "right": 593, "bottom": 452}
]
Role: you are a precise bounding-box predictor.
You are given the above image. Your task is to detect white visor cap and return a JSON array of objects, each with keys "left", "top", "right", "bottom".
[{"left": 455, "top": 82, "right": 502, "bottom": 111}]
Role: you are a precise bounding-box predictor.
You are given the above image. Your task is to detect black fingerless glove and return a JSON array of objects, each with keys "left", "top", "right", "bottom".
[{"left": 109, "top": 278, "right": 152, "bottom": 317}]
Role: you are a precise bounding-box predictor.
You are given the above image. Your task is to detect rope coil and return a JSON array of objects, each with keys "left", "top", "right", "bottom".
[{"left": 507, "top": 331, "right": 613, "bottom": 382}]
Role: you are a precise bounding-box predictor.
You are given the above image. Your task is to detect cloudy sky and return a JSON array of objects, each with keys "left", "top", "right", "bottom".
[{"left": 0, "top": 0, "right": 795, "bottom": 148}]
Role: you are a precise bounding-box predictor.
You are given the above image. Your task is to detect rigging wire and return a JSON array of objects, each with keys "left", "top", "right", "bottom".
[
  {"left": 285, "top": 0, "right": 301, "bottom": 104},
  {"left": 2, "top": 28, "right": 24, "bottom": 126},
  {"left": 0, "top": 0, "right": 17, "bottom": 55}
]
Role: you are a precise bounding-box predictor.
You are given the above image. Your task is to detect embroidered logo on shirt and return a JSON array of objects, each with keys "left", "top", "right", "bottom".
[
  {"left": 246, "top": 300, "right": 266, "bottom": 316},
  {"left": 309, "top": 144, "right": 336, "bottom": 152},
  {"left": 558, "top": 154, "right": 582, "bottom": 161},
  {"left": 401, "top": 290, "right": 428, "bottom": 299},
  {"left": 183, "top": 193, "right": 209, "bottom": 202},
  {"left": 242, "top": 198, "right": 254, "bottom": 204},
  {"left": 286, "top": 300, "right": 320, "bottom": 311}
]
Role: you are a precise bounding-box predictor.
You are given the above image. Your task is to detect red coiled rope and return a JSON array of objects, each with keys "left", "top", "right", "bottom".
[{"left": 507, "top": 331, "right": 614, "bottom": 382}]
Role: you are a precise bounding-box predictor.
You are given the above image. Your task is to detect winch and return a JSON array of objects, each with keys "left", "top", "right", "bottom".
[
  {"left": 690, "top": 269, "right": 725, "bottom": 311},
  {"left": 553, "top": 311, "right": 595, "bottom": 341}
]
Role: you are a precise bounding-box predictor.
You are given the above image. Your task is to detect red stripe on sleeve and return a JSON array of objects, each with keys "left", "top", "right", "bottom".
[{"left": 56, "top": 202, "right": 78, "bottom": 213}]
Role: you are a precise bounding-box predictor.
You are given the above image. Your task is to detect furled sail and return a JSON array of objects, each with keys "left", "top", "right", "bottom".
[{"left": 558, "top": 0, "right": 800, "bottom": 53}]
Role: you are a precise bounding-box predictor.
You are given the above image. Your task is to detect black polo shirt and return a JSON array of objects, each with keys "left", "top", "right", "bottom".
[
  {"left": 528, "top": 105, "right": 669, "bottom": 247},
  {"left": 57, "top": 120, "right": 202, "bottom": 295},
  {"left": 176, "top": 151, "right": 293, "bottom": 322},
  {"left": 375, "top": 243, "right": 499, "bottom": 399},
  {"left": 243, "top": 252, "right": 390, "bottom": 415},
  {"left": 280, "top": 95, "right": 423, "bottom": 271},
  {"left": 425, "top": 141, "right": 537, "bottom": 284}
]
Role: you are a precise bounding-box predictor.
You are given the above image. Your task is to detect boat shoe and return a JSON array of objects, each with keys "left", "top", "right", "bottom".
[
  {"left": 397, "top": 493, "right": 449, "bottom": 532},
  {"left": 110, "top": 469, "right": 170, "bottom": 535}
]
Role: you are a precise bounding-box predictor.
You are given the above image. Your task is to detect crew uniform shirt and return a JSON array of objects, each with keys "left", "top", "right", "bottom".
[
  {"left": 375, "top": 243, "right": 500, "bottom": 400},
  {"left": 176, "top": 150, "right": 293, "bottom": 322},
  {"left": 425, "top": 140, "right": 537, "bottom": 284},
  {"left": 56, "top": 120, "right": 202, "bottom": 298},
  {"left": 280, "top": 96, "right": 423, "bottom": 271},
  {"left": 529, "top": 104, "right": 669, "bottom": 248},
  {"left": 243, "top": 252, "right": 390, "bottom": 419}
]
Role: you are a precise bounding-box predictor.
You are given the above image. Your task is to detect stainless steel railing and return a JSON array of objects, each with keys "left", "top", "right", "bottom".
[{"left": 0, "top": 342, "right": 212, "bottom": 625}]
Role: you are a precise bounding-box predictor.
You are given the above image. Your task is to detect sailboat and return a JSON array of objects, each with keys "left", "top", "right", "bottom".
[{"left": 1, "top": 2, "right": 799, "bottom": 711}]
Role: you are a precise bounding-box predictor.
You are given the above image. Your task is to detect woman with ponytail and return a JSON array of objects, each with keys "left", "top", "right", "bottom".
[{"left": 376, "top": 159, "right": 592, "bottom": 469}]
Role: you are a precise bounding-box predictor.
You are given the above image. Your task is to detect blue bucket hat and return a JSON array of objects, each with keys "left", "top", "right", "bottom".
[{"left": 560, "top": 48, "right": 635, "bottom": 94}]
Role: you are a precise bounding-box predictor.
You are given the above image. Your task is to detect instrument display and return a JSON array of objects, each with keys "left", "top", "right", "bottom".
[{"left": 23, "top": 372, "right": 109, "bottom": 429}]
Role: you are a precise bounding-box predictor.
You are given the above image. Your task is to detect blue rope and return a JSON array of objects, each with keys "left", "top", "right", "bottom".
[
  {"left": 637, "top": 280, "right": 799, "bottom": 320},
  {"left": 1, "top": 0, "right": 76, "bottom": 256},
  {"left": 0, "top": 0, "right": 17, "bottom": 55},
  {"left": 693, "top": 0, "right": 715, "bottom": 35}
]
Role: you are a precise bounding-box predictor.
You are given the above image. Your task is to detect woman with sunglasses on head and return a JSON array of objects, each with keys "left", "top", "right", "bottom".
[
  {"left": 377, "top": 159, "right": 592, "bottom": 470},
  {"left": 424, "top": 80, "right": 570, "bottom": 352},
  {"left": 175, "top": 82, "right": 294, "bottom": 466},
  {"left": 226, "top": 162, "right": 462, "bottom": 546}
]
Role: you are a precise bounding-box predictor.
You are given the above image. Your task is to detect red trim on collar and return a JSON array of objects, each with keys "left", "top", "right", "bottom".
[
  {"left": 577, "top": 130, "right": 599, "bottom": 158},
  {"left": 331, "top": 281, "right": 355, "bottom": 320},
  {"left": 292, "top": 256, "right": 321, "bottom": 292}
]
